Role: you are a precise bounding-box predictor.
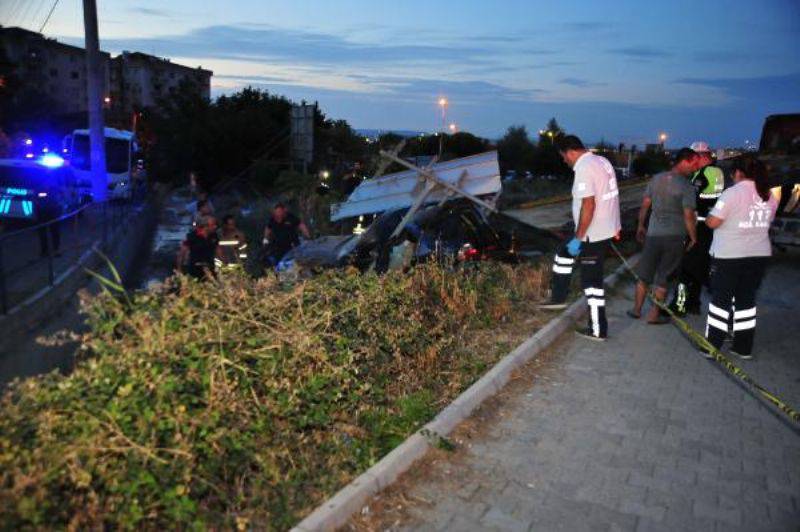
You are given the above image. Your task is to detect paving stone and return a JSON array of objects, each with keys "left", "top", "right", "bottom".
[
  {"left": 372, "top": 265, "right": 800, "bottom": 531},
  {"left": 480, "top": 507, "right": 531, "bottom": 532},
  {"left": 692, "top": 498, "right": 742, "bottom": 527}
]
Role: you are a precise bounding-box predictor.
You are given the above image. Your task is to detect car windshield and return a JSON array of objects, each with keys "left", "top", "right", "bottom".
[{"left": 71, "top": 135, "right": 130, "bottom": 173}]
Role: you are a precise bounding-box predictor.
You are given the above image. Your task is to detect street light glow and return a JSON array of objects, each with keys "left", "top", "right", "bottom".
[
  {"left": 449, "top": 123, "right": 457, "bottom": 133},
  {"left": 659, "top": 132, "right": 668, "bottom": 142}
]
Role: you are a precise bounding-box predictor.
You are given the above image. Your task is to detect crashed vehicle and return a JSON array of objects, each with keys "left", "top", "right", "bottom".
[
  {"left": 277, "top": 151, "right": 560, "bottom": 278},
  {"left": 277, "top": 199, "right": 560, "bottom": 277}
]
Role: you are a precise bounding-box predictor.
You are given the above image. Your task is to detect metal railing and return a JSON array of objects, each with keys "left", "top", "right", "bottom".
[{"left": 0, "top": 196, "right": 147, "bottom": 314}]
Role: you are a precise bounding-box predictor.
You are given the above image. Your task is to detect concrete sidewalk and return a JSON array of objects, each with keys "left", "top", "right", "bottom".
[{"left": 366, "top": 252, "right": 800, "bottom": 531}]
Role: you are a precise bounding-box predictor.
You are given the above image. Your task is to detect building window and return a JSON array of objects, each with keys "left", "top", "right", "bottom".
[{"left": 71, "top": 71, "right": 79, "bottom": 80}]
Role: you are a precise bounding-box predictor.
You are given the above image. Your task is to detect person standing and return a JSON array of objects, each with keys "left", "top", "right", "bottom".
[
  {"left": 703, "top": 156, "right": 777, "bottom": 360},
  {"left": 628, "top": 148, "right": 699, "bottom": 323},
  {"left": 669, "top": 141, "right": 725, "bottom": 315},
  {"left": 262, "top": 203, "right": 310, "bottom": 268},
  {"left": 217, "top": 214, "right": 248, "bottom": 268},
  {"left": 539, "top": 135, "right": 621, "bottom": 341},
  {"left": 176, "top": 215, "right": 219, "bottom": 280}
]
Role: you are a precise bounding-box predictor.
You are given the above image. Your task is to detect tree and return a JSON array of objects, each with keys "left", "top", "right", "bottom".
[
  {"left": 497, "top": 125, "right": 535, "bottom": 175},
  {"left": 443, "top": 131, "right": 492, "bottom": 159},
  {"left": 144, "top": 85, "right": 293, "bottom": 189},
  {"left": 631, "top": 151, "right": 670, "bottom": 177}
]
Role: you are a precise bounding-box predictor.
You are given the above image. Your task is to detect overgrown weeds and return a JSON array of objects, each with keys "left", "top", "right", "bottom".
[{"left": 0, "top": 262, "right": 547, "bottom": 530}]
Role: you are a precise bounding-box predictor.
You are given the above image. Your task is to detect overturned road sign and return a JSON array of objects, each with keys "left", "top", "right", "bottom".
[{"left": 330, "top": 151, "right": 502, "bottom": 223}]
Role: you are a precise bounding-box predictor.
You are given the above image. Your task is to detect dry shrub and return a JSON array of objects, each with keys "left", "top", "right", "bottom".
[{"left": 0, "top": 261, "right": 547, "bottom": 530}]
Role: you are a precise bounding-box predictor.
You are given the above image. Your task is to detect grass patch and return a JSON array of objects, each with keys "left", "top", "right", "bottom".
[{"left": 0, "top": 262, "right": 548, "bottom": 530}]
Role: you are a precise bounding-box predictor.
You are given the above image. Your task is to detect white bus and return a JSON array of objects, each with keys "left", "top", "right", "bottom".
[{"left": 65, "top": 127, "right": 137, "bottom": 201}]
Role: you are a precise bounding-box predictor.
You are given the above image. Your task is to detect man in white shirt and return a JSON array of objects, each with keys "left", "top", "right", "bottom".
[{"left": 539, "top": 135, "right": 621, "bottom": 341}]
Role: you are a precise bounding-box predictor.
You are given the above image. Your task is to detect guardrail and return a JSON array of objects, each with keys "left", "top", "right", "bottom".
[{"left": 0, "top": 196, "right": 147, "bottom": 315}]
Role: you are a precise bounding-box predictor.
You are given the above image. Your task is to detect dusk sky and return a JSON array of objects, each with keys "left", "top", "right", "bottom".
[{"left": 6, "top": 0, "right": 800, "bottom": 146}]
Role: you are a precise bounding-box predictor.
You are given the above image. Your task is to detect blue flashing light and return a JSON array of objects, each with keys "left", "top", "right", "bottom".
[
  {"left": 24, "top": 138, "right": 33, "bottom": 146},
  {"left": 25, "top": 153, "right": 34, "bottom": 159},
  {"left": 42, "top": 147, "right": 49, "bottom": 153},
  {"left": 39, "top": 153, "right": 65, "bottom": 168}
]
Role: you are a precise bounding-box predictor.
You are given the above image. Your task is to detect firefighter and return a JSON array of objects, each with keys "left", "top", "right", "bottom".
[
  {"left": 669, "top": 141, "right": 725, "bottom": 316},
  {"left": 703, "top": 156, "right": 777, "bottom": 360},
  {"left": 539, "top": 135, "right": 621, "bottom": 341},
  {"left": 217, "top": 214, "right": 248, "bottom": 270}
]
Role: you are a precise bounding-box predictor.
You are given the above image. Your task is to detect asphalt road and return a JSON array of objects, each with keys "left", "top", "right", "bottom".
[{"left": 503, "top": 182, "right": 646, "bottom": 230}]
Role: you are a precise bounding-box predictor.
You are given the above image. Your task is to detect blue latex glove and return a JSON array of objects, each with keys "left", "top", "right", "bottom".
[{"left": 566, "top": 237, "right": 582, "bottom": 257}]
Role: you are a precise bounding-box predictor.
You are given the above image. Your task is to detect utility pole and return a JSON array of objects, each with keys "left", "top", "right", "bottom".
[{"left": 83, "top": 0, "right": 107, "bottom": 201}]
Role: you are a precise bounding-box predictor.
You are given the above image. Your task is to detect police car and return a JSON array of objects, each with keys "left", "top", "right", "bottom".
[{"left": 0, "top": 155, "right": 81, "bottom": 227}]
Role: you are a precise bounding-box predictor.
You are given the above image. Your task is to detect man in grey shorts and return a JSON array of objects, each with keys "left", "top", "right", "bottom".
[{"left": 629, "top": 148, "right": 699, "bottom": 323}]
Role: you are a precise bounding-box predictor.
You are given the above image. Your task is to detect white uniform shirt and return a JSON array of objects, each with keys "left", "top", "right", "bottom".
[
  {"left": 709, "top": 179, "right": 777, "bottom": 258},
  {"left": 571, "top": 152, "right": 621, "bottom": 242}
]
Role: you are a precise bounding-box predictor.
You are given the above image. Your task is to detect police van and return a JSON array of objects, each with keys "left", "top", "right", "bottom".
[
  {"left": 64, "top": 127, "right": 137, "bottom": 201},
  {"left": 0, "top": 156, "right": 81, "bottom": 228}
]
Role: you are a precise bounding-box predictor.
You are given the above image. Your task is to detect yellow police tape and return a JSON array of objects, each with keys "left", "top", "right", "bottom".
[{"left": 609, "top": 242, "right": 800, "bottom": 425}]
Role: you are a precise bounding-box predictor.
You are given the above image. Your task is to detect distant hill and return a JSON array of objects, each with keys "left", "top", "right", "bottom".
[{"left": 356, "top": 128, "right": 427, "bottom": 139}]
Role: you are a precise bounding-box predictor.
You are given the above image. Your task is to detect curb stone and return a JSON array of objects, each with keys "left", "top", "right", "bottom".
[{"left": 292, "top": 256, "right": 639, "bottom": 532}]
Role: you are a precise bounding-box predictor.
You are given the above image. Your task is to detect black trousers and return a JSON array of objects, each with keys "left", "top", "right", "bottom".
[
  {"left": 672, "top": 223, "right": 713, "bottom": 312},
  {"left": 550, "top": 238, "right": 609, "bottom": 338},
  {"left": 705, "top": 257, "right": 768, "bottom": 355}
]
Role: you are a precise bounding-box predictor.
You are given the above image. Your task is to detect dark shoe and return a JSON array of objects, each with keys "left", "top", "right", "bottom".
[
  {"left": 731, "top": 349, "right": 753, "bottom": 360},
  {"left": 539, "top": 301, "right": 568, "bottom": 310},
  {"left": 647, "top": 316, "right": 671, "bottom": 325},
  {"left": 575, "top": 328, "right": 606, "bottom": 342},
  {"left": 625, "top": 310, "right": 641, "bottom": 319}
]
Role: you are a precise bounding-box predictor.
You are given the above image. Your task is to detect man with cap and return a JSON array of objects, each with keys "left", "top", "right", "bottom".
[{"left": 669, "top": 141, "right": 725, "bottom": 316}]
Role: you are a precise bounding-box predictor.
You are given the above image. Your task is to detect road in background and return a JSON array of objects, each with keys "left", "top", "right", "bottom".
[{"left": 503, "top": 182, "right": 646, "bottom": 230}]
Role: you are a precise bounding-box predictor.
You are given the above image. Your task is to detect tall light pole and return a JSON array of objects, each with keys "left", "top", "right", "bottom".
[
  {"left": 658, "top": 132, "right": 668, "bottom": 149},
  {"left": 83, "top": 0, "right": 107, "bottom": 201},
  {"left": 438, "top": 97, "right": 448, "bottom": 157}
]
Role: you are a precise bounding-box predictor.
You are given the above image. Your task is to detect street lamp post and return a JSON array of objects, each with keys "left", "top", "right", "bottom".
[
  {"left": 659, "top": 132, "right": 668, "bottom": 149},
  {"left": 438, "top": 97, "right": 448, "bottom": 157}
]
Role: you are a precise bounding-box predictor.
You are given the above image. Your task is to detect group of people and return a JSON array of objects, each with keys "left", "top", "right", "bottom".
[
  {"left": 540, "top": 135, "right": 777, "bottom": 361},
  {"left": 176, "top": 198, "right": 310, "bottom": 279}
]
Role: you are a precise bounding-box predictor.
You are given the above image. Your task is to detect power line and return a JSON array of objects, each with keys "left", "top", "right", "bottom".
[
  {"left": 38, "top": 0, "right": 60, "bottom": 32},
  {"left": 4, "top": 0, "right": 27, "bottom": 26},
  {"left": 28, "top": 0, "right": 49, "bottom": 29},
  {"left": 16, "top": 0, "right": 42, "bottom": 29}
]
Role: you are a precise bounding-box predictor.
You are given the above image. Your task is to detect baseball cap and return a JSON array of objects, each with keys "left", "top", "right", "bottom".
[{"left": 690, "top": 141, "right": 711, "bottom": 153}]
